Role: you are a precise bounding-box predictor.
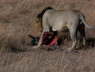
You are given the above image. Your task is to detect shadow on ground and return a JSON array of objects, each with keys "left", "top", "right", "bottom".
[{"left": 86, "top": 37, "right": 95, "bottom": 47}]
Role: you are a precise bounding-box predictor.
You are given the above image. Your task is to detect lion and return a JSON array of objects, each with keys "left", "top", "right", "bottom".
[{"left": 33, "top": 6, "right": 95, "bottom": 51}]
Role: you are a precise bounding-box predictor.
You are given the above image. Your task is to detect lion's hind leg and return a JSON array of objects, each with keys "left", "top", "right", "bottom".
[{"left": 68, "top": 27, "right": 77, "bottom": 51}]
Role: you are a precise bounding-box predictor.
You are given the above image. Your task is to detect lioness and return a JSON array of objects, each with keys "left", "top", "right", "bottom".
[{"left": 34, "top": 7, "right": 95, "bottom": 51}]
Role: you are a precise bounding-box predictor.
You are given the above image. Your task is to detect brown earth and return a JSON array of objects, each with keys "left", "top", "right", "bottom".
[{"left": 0, "top": 0, "right": 95, "bottom": 72}]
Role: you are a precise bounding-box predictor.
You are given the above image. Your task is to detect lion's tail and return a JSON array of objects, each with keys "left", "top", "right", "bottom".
[{"left": 80, "top": 14, "right": 95, "bottom": 29}]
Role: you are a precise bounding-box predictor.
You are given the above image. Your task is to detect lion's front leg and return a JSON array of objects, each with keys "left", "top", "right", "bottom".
[{"left": 32, "top": 31, "right": 44, "bottom": 49}]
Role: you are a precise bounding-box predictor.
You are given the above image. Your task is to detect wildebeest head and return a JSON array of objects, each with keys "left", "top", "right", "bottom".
[{"left": 36, "top": 6, "right": 54, "bottom": 23}]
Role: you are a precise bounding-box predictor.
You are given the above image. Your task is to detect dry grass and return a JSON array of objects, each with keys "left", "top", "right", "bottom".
[{"left": 0, "top": 0, "right": 95, "bottom": 72}]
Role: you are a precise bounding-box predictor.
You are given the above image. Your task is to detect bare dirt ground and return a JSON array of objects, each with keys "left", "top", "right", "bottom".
[{"left": 0, "top": 0, "right": 95, "bottom": 72}]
